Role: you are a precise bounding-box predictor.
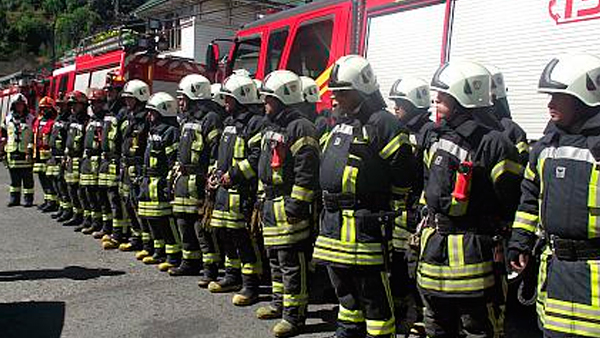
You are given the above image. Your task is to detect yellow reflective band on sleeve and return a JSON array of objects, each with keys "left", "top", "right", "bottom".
[
  {"left": 491, "top": 159, "right": 523, "bottom": 183},
  {"left": 525, "top": 165, "right": 536, "bottom": 181},
  {"left": 248, "top": 132, "right": 262, "bottom": 147},
  {"left": 283, "top": 293, "right": 308, "bottom": 307},
  {"left": 207, "top": 129, "right": 221, "bottom": 143},
  {"left": 291, "top": 185, "right": 314, "bottom": 202},
  {"left": 262, "top": 220, "right": 311, "bottom": 247},
  {"left": 138, "top": 201, "right": 172, "bottom": 217},
  {"left": 165, "top": 143, "right": 178, "bottom": 154},
  {"left": 379, "top": 133, "right": 408, "bottom": 160},
  {"left": 341, "top": 210, "right": 356, "bottom": 243},
  {"left": 588, "top": 167, "right": 600, "bottom": 239},
  {"left": 342, "top": 166, "right": 358, "bottom": 194},
  {"left": 517, "top": 141, "right": 529, "bottom": 154},
  {"left": 448, "top": 235, "right": 465, "bottom": 267},
  {"left": 338, "top": 305, "right": 365, "bottom": 323},
  {"left": 237, "top": 159, "right": 256, "bottom": 179},
  {"left": 272, "top": 281, "right": 284, "bottom": 294},
  {"left": 513, "top": 211, "right": 538, "bottom": 233},
  {"left": 366, "top": 317, "right": 396, "bottom": 336},
  {"left": 290, "top": 136, "right": 319, "bottom": 156}
]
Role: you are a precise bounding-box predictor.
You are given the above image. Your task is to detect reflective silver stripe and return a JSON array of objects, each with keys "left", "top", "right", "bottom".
[
  {"left": 539, "top": 146, "right": 596, "bottom": 164},
  {"left": 429, "top": 139, "right": 471, "bottom": 162}
]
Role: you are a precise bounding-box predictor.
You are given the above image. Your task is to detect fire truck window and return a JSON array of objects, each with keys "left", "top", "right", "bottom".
[
  {"left": 232, "top": 37, "right": 262, "bottom": 77},
  {"left": 59, "top": 76, "right": 69, "bottom": 94},
  {"left": 287, "top": 20, "right": 333, "bottom": 79},
  {"left": 266, "top": 28, "right": 289, "bottom": 74}
]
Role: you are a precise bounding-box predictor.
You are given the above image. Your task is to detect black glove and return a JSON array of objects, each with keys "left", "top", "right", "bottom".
[{"left": 506, "top": 248, "right": 522, "bottom": 266}]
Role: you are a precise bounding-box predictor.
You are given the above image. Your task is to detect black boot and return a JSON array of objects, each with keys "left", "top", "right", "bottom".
[
  {"left": 22, "top": 194, "right": 34, "bottom": 208},
  {"left": 168, "top": 259, "right": 202, "bottom": 276},
  {"left": 42, "top": 201, "right": 59, "bottom": 213},
  {"left": 92, "top": 220, "right": 112, "bottom": 239},
  {"left": 198, "top": 263, "right": 219, "bottom": 288},
  {"left": 63, "top": 213, "right": 84, "bottom": 227},
  {"left": 208, "top": 268, "right": 242, "bottom": 293},
  {"left": 37, "top": 201, "right": 48, "bottom": 210},
  {"left": 75, "top": 216, "right": 92, "bottom": 232},
  {"left": 82, "top": 218, "right": 102, "bottom": 235},
  {"left": 7, "top": 192, "right": 20, "bottom": 207},
  {"left": 143, "top": 247, "right": 166, "bottom": 265},
  {"left": 233, "top": 273, "right": 261, "bottom": 306},
  {"left": 57, "top": 209, "right": 73, "bottom": 222},
  {"left": 51, "top": 207, "right": 65, "bottom": 219},
  {"left": 158, "top": 252, "right": 182, "bottom": 272}
]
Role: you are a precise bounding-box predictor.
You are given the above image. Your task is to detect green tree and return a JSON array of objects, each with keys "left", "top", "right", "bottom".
[{"left": 55, "top": 5, "right": 100, "bottom": 54}]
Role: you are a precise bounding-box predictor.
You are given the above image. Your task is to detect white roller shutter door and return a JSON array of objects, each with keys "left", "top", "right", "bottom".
[
  {"left": 449, "top": 0, "right": 600, "bottom": 140},
  {"left": 366, "top": 3, "right": 446, "bottom": 109},
  {"left": 74, "top": 73, "right": 91, "bottom": 93},
  {"left": 152, "top": 80, "right": 178, "bottom": 98},
  {"left": 90, "top": 67, "right": 118, "bottom": 89}
]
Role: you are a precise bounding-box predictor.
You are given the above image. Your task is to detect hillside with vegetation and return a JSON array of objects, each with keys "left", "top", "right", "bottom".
[{"left": 0, "top": 0, "right": 146, "bottom": 75}]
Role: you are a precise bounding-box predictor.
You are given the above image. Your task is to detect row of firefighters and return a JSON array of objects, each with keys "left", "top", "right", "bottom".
[{"left": 1, "top": 52, "right": 600, "bottom": 338}]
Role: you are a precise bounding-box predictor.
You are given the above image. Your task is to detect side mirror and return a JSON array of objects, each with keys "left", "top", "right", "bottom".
[{"left": 206, "top": 42, "right": 220, "bottom": 73}]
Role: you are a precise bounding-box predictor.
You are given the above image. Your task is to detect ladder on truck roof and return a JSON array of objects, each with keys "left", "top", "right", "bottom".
[{"left": 60, "top": 29, "right": 141, "bottom": 64}]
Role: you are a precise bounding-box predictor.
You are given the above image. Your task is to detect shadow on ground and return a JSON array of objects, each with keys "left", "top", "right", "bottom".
[
  {"left": 0, "top": 301, "right": 65, "bottom": 338},
  {"left": 0, "top": 266, "right": 125, "bottom": 282}
]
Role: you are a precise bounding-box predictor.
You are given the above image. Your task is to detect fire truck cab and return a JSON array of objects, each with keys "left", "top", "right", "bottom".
[{"left": 207, "top": 0, "right": 600, "bottom": 139}]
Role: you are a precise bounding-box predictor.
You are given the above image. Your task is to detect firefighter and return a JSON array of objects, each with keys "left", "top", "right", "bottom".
[
  {"left": 211, "top": 83, "right": 226, "bottom": 110},
  {"left": 137, "top": 92, "right": 181, "bottom": 270},
  {"left": 507, "top": 53, "right": 600, "bottom": 338},
  {"left": 78, "top": 89, "right": 108, "bottom": 235},
  {"left": 1, "top": 93, "right": 35, "bottom": 207},
  {"left": 255, "top": 70, "right": 320, "bottom": 337},
  {"left": 312, "top": 55, "right": 415, "bottom": 338},
  {"left": 387, "top": 76, "right": 433, "bottom": 336},
  {"left": 168, "top": 74, "right": 223, "bottom": 276},
  {"left": 486, "top": 65, "right": 529, "bottom": 165},
  {"left": 207, "top": 74, "right": 263, "bottom": 303},
  {"left": 417, "top": 61, "right": 522, "bottom": 338},
  {"left": 62, "top": 91, "right": 90, "bottom": 227},
  {"left": 34, "top": 96, "right": 58, "bottom": 212},
  {"left": 96, "top": 74, "right": 128, "bottom": 243},
  {"left": 116, "top": 80, "right": 151, "bottom": 255},
  {"left": 50, "top": 93, "right": 73, "bottom": 221}
]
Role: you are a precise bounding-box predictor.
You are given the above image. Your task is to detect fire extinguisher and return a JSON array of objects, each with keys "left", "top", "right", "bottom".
[{"left": 452, "top": 161, "right": 473, "bottom": 201}]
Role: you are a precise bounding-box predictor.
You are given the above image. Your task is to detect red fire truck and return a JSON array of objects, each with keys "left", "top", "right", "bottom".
[
  {"left": 206, "top": 0, "right": 600, "bottom": 139},
  {"left": 50, "top": 29, "right": 207, "bottom": 100}
]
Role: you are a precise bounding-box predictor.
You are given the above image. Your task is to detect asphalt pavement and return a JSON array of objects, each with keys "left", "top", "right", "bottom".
[{"left": 0, "top": 167, "right": 541, "bottom": 338}]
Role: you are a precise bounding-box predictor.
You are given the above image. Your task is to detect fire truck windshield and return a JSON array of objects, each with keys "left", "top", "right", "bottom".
[{"left": 231, "top": 36, "right": 262, "bottom": 77}]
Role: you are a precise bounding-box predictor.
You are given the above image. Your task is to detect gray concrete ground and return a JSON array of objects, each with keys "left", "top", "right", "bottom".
[{"left": 0, "top": 167, "right": 540, "bottom": 338}]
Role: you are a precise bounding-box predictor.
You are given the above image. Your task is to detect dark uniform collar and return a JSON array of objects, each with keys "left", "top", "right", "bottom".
[
  {"left": 233, "top": 106, "right": 253, "bottom": 125},
  {"left": 267, "top": 107, "right": 301, "bottom": 128},
  {"left": 402, "top": 109, "right": 431, "bottom": 134}
]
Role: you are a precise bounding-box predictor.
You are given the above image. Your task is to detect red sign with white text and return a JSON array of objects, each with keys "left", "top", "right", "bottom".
[{"left": 549, "top": 0, "right": 600, "bottom": 24}]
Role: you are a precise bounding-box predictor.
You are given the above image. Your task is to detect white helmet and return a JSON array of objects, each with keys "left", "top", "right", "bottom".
[
  {"left": 10, "top": 93, "right": 27, "bottom": 107},
  {"left": 431, "top": 60, "right": 492, "bottom": 109},
  {"left": 538, "top": 53, "right": 600, "bottom": 107},
  {"left": 329, "top": 55, "right": 379, "bottom": 95},
  {"left": 233, "top": 69, "right": 252, "bottom": 78},
  {"left": 261, "top": 70, "right": 304, "bottom": 106},
  {"left": 122, "top": 79, "right": 150, "bottom": 102},
  {"left": 389, "top": 77, "right": 430, "bottom": 109},
  {"left": 146, "top": 92, "right": 178, "bottom": 117},
  {"left": 485, "top": 65, "right": 507, "bottom": 100},
  {"left": 177, "top": 74, "right": 211, "bottom": 100},
  {"left": 219, "top": 74, "right": 259, "bottom": 105},
  {"left": 211, "top": 83, "right": 225, "bottom": 107},
  {"left": 300, "top": 76, "right": 321, "bottom": 103}
]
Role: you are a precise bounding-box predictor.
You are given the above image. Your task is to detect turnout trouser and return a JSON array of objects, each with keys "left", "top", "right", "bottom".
[
  {"left": 328, "top": 265, "right": 396, "bottom": 338},
  {"left": 422, "top": 294, "right": 499, "bottom": 338},
  {"left": 267, "top": 244, "right": 309, "bottom": 326},
  {"left": 8, "top": 167, "right": 34, "bottom": 200}
]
